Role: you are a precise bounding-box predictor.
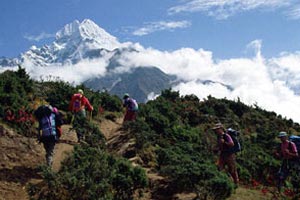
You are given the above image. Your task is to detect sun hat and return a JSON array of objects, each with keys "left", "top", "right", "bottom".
[
  {"left": 123, "top": 93, "right": 130, "bottom": 99},
  {"left": 78, "top": 89, "right": 84, "bottom": 95},
  {"left": 278, "top": 131, "right": 287, "bottom": 138},
  {"left": 212, "top": 123, "right": 224, "bottom": 130}
]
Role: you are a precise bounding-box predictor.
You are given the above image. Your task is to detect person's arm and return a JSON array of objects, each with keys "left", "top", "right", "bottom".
[
  {"left": 123, "top": 99, "right": 128, "bottom": 107},
  {"left": 223, "top": 134, "right": 234, "bottom": 147},
  {"left": 83, "top": 96, "right": 93, "bottom": 112},
  {"left": 287, "top": 142, "right": 298, "bottom": 157},
  {"left": 69, "top": 95, "right": 75, "bottom": 111},
  {"left": 36, "top": 120, "right": 42, "bottom": 142}
]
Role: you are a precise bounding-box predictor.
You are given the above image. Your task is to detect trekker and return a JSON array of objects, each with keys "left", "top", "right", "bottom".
[
  {"left": 212, "top": 123, "right": 239, "bottom": 185},
  {"left": 123, "top": 93, "right": 138, "bottom": 123},
  {"left": 69, "top": 89, "right": 93, "bottom": 142},
  {"left": 275, "top": 131, "right": 298, "bottom": 192},
  {"left": 34, "top": 105, "right": 62, "bottom": 167}
]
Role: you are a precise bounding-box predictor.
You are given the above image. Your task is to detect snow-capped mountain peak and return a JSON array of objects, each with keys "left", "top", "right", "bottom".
[
  {"left": 56, "top": 19, "right": 120, "bottom": 51},
  {"left": 13, "top": 19, "right": 122, "bottom": 67}
]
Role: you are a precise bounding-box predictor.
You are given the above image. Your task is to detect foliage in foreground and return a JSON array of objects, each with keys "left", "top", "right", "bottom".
[{"left": 28, "top": 146, "right": 148, "bottom": 200}]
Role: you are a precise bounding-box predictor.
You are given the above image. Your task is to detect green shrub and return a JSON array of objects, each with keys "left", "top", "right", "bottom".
[{"left": 28, "top": 146, "right": 148, "bottom": 200}]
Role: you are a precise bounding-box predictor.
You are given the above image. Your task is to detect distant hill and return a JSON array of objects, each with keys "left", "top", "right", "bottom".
[{"left": 84, "top": 66, "right": 176, "bottom": 102}]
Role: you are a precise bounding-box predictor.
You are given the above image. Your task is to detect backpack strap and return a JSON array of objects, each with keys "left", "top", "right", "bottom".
[
  {"left": 288, "top": 141, "right": 296, "bottom": 152},
  {"left": 288, "top": 141, "right": 292, "bottom": 151},
  {"left": 222, "top": 133, "right": 233, "bottom": 147},
  {"left": 223, "top": 133, "right": 231, "bottom": 142}
]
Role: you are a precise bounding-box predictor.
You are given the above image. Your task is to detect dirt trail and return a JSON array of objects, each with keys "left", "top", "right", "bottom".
[
  {"left": 0, "top": 124, "right": 78, "bottom": 200},
  {"left": 52, "top": 125, "right": 77, "bottom": 171}
]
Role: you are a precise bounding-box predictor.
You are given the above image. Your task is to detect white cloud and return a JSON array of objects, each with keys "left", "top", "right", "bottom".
[
  {"left": 132, "top": 20, "right": 191, "bottom": 36},
  {"left": 116, "top": 46, "right": 215, "bottom": 81},
  {"left": 24, "top": 58, "right": 108, "bottom": 85},
  {"left": 173, "top": 80, "right": 232, "bottom": 99},
  {"left": 246, "top": 39, "right": 262, "bottom": 58},
  {"left": 268, "top": 52, "right": 300, "bottom": 92},
  {"left": 24, "top": 32, "right": 55, "bottom": 42},
  {"left": 168, "top": 0, "right": 292, "bottom": 19},
  {"left": 286, "top": 4, "right": 300, "bottom": 19}
]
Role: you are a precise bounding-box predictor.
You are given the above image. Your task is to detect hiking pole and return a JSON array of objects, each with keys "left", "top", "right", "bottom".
[
  {"left": 71, "top": 113, "right": 75, "bottom": 125},
  {"left": 89, "top": 110, "right": 93, "bottom": 122}
]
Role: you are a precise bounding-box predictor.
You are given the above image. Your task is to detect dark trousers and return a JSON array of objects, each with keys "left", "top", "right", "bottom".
[
  {"left": 277, "top": 159, "right": 297, "bottom": 191},
  {"left": 123, "top": 110, "right": 137, "bottom": 123},
  {"left": 73, "top": 111, "right": 87, "bottom": 142},
  {"left": 43, "top": 140, "right": 56, "bottom": 166}
]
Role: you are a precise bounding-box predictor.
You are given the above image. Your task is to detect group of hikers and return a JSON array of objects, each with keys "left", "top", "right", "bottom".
[
  {"left": 34, "top": 89, "right": 138, "bottom": 166},
  {"left": 212, "top": 122, "right": 299, "bottom": 191},
  {"left": 32, "top": 89, "right": 299, "bottom": 192}
]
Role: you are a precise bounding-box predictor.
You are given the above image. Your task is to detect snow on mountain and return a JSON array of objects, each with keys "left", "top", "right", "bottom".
[
  {"left": 14, "top": 19, "right": 122, "bottom": 67},
  {"left": 56, "top": 19, "right": 120, "bottom": 51},
  {"left": 0, "top": 57, "right": 20, "bottom": 67}
]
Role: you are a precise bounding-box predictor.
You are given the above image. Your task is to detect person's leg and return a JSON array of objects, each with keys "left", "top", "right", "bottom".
[
  {"left": 73, "top": 113, "right": 85, "bottom": 142},
  {"left": 123, "top": 110, "right": 132, "bottom": 123},
  {"left": 132, "top": 111, "right": 137, "bottom": 121},
  {"left": 217, "top": 155, "right": 225, "bottom": 171},
  {"left": 277, "top": 160, "right": 289, "bottom": 192},
  {"left": 76, "top": 131, "right": 82, "bottom": 142},
  {"left": 226, "top": 154, "right": 239, "bottom": 184},
  {"left": 43, "top": 140, "right": 55, "bottom": 166}
]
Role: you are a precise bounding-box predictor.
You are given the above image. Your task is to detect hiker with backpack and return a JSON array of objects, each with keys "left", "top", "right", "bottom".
[
  {"left": 34, "top": 105, "right": 62, "bottom": 167},
  {"left": 275, "top": 131, "right": 298, "bottom": 192},
  {"left": 212, "top": 123, "right": 239, "bottom": 185},
  {"left": 69, "top": 89, "right": 93, "bottom": 142},
  {"left": 122, "top": 93, "right": 138, "bottom": 123}
]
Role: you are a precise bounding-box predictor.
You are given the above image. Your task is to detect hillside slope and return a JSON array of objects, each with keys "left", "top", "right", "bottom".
[
  {"left": 0, "top": 124, "right": 43, "bottom": 200},
  {"left": 0, "top": 124, "right": 77, "bottom": 200},
  {"left": 0, "top": 118, "right": 287, "bottom": 200}
]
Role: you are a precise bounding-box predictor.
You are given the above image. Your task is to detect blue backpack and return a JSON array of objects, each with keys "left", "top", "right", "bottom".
[
  {"left": 35, "top": 105, "right": 57, "bottom": 142},
  {"left": 40, "top": 113, "right": 56, "bottom": 137}
]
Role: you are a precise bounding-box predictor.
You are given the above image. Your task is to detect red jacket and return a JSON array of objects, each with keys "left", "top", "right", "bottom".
[{"left": 69, "top": 93, "right": 93, "bottom": 112}]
